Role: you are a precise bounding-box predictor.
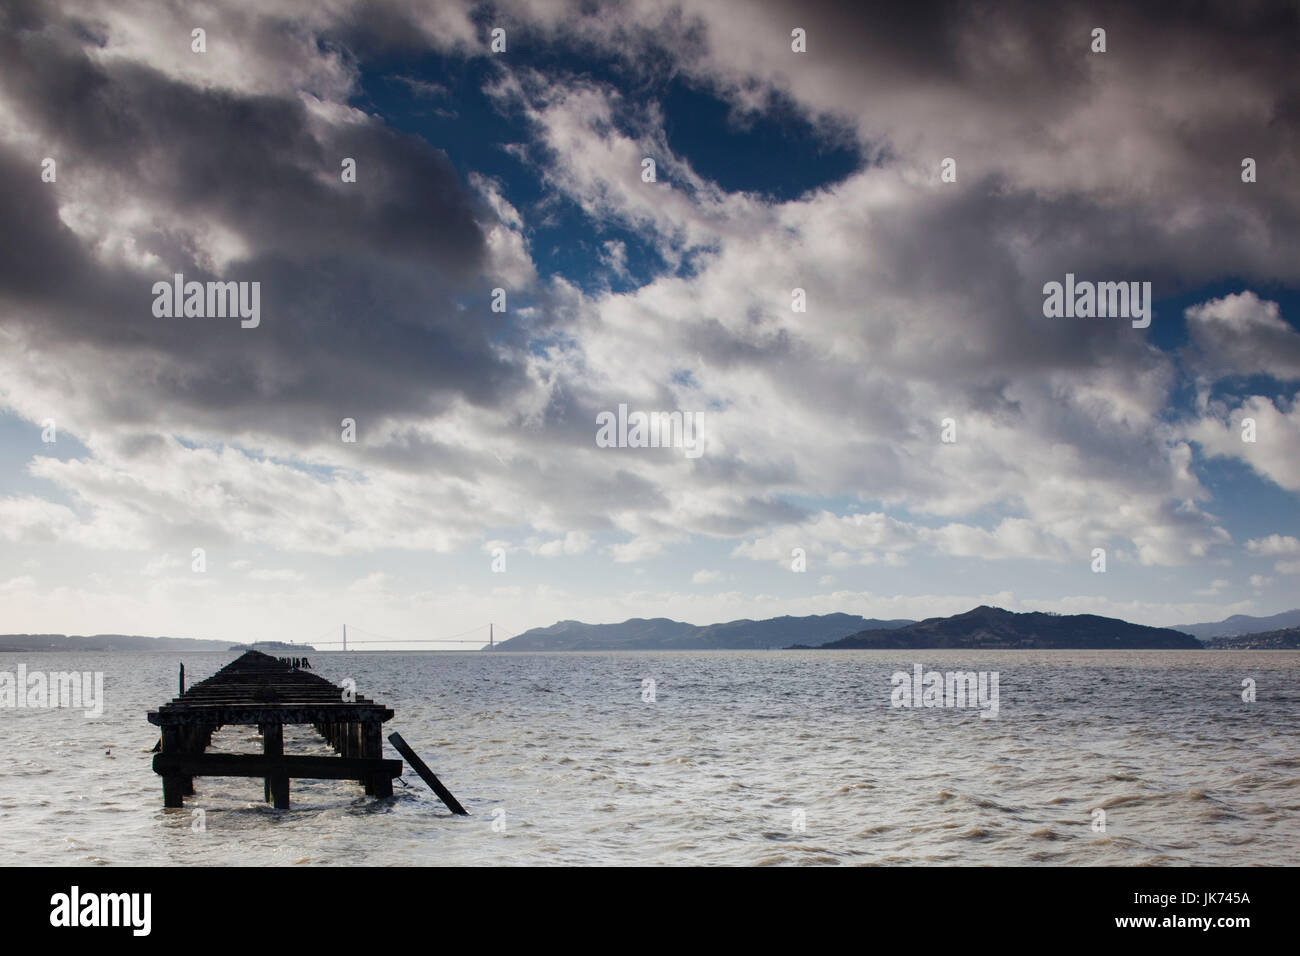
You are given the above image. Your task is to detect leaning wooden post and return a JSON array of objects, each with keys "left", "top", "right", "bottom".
[{"left": 387, "top": 732, "right": 467, "bottom": 815}]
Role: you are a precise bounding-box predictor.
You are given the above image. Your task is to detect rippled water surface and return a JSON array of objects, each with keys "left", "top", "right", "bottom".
[{"left": 1, "top": 650, "right": 1297, "bottom": 865}]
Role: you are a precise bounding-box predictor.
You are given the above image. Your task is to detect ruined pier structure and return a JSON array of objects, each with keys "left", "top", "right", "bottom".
[{"left": 148, "top": 650, "right": 400, "bottom": 809}]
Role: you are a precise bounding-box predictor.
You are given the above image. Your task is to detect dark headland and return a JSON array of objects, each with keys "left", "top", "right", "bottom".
[
  {"left": 812, "top": 606, "right": 1199, "bottom": 650},
  {"left": 496, "top": 613, "right": 913, "bottom": 651}
]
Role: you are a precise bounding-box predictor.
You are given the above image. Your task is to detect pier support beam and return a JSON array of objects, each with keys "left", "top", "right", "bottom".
[
  {"left": 270, "top": 771, "right": 290, "bottom": 810},
  {"left": 264, "top": 722, "right": 284, "bottom": 807},
  {"left": 160, "top": 725, "right": 186, "bottom": 808},
  {"left": 362, "top": 722, "right": 383, "bottom": 795}
]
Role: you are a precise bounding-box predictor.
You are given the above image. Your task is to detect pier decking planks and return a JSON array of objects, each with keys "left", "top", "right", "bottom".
[{"left": 147, "top": 650, "right": 399, "bottom": 809}]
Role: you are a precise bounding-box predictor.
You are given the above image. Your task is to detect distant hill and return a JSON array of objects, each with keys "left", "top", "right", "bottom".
[
  {"left": 0, "top": 634, "right": 246, "bottom": 652},
  {"left": 817, "top": 606, "right": 1200, "bottom": 650},
  {"left": 494, "top": 614, "right": 913, "bottom": 650},
  {"left": 1173, "top": 609, "right": 1300, "bottom": 640},
  {"left": 1205, "top": 626, "right": 1300, "bottom": 649}
]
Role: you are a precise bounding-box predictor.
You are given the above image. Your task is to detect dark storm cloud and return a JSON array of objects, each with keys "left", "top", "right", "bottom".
[
  {"left": 748, "top": 0, "right": 1300, "bottom": 109},
  {"left": 0, "top": 0, "right": 525, "bottom": 444},
  {"left": 694, "top": 0, "right": 1300, "bottom": 260}
]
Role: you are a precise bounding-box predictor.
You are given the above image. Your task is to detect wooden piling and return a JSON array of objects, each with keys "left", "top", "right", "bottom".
[
  {"left": 263, "top": 722, "right": 283, "bottom": 806},
  {"left": 160, "top": 725, "right": 185, "bottom": 808}
]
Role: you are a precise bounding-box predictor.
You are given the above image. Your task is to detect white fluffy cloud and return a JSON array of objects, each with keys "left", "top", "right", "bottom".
[
  {"left": 1185, "top": 292, "right": 1300, "bottom": 382},
  {"left": 1184, "top": 396, "right": 1300, "bottom": 493},
  {"left": 1246, "top": 534, "right": 1300, "bottom": 555}
]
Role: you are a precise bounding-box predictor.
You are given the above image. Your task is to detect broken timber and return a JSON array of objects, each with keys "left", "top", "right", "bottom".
[
  {"left": 147, "top": 650, "right": 399, "bottom": 809},
  {"left": 388, "top": 731, "right": 468, "bottom": 815}
]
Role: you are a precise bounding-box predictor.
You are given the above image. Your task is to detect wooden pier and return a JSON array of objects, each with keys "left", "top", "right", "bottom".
[{"left": 148, "top": 650, "right": 400, "bottom": 809}]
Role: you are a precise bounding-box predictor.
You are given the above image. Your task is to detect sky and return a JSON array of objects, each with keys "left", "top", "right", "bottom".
[{"left": 0, "top": 0, "right": 1297, "bottom": 648}]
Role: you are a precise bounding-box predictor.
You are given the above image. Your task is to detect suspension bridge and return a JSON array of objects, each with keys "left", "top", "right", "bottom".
[{"left": 297, "top": 623, "right": 502, "bottom": 650}]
